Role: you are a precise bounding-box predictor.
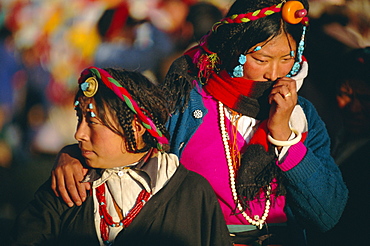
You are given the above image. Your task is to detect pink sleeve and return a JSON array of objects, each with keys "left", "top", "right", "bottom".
[{"left": 276, "top": 142, "right": 307, "bottom": 171}]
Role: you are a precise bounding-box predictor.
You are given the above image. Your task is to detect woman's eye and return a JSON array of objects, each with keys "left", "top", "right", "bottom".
[
  {"left": 254, "top": 58, "right": 266, "bottom": 63},
  {"left": 88, "top": 120, "right": 99, "bottom": 125},
  {"left": 282, "top": 57, "right": 294, "bottom": 63}
]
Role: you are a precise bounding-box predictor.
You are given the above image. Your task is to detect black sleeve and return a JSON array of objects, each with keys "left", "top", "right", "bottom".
[{"left": 10, "top": 178, "right": 66, "bottom": 245}]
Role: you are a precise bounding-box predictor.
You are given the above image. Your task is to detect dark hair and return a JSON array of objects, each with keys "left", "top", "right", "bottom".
[
  {"left": 207, "top": 0, "right": 309, "bottom": 71},
  {"left": 76, "top": 68, "right": 170, "bottom": 153}
]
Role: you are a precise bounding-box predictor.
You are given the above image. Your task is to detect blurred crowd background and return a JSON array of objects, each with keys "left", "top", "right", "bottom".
[{"left": 0, "top": 0, "right": 369, "bottom": 244}]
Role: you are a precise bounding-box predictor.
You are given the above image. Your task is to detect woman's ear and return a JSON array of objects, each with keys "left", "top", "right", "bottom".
[{"left": 132, "top": 119, "right": 146, "bottom": 149}]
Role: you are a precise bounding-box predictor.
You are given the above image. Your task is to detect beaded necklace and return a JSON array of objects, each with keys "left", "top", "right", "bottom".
[
  {"left": 218, "top": 101, "right": 271, "bottom": 230},
  {"left": 96, "top": 183, "right": 151, "bottom": 245}
]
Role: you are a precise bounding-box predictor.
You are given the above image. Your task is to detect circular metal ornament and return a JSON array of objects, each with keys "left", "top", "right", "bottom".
[
  {"left": 193, "top": 109, "right": 203, "bottom": 119},
  {"left": 81, "top": 77, "right": 99, "bottom": 97}
]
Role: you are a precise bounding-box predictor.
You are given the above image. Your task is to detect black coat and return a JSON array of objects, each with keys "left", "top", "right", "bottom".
[{"left": 11, "top": 164, "right": 232, "bottom": 246}]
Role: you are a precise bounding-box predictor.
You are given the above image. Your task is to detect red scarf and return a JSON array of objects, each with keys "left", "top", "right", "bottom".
[{"left": 204, "top": 70, "right": 274, "bottom": 120}]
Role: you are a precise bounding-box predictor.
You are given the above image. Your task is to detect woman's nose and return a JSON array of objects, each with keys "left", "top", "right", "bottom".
[
  {"left": 264, "top": 63, "right": 279, "bottom": 81},
  {"left": 74, "top": 120, "right": 88, "bottom": 142}
]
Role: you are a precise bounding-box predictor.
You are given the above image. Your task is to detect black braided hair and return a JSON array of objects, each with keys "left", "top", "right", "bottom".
[{"left": 76, "top": 68, "right": 170, "bottom": 153}]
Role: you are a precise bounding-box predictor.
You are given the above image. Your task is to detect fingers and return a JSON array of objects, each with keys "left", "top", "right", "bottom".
[
  {"left": 51, "top": 170, "right": 59, "bottom": 197},
  {"left": 269, "top": 77, "right": 297, "bottom": 104},
  {"left": 268, "top": 77, "right": 297, "bottom": 139},
  {"left": 51, "top": 144, "right": 88, "bottom": 207},
  {"left": 65, "top": 169, "right": 85, "bottom": 207},
  {"left": 53, "top": 166, "right": 78, "bottom": 207},
  {"left": 283, "top": 92, "right": 292, "bottom": 98}
]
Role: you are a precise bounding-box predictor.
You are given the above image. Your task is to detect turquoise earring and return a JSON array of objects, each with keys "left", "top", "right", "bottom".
[
  {"left": 287, "top": 26, "right": 306, "bottom": 77},
  {"left": 233, "top": 54, "right": 247, "bottom": 77}
]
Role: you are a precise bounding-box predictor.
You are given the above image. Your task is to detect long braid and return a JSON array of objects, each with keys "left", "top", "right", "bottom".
[
  {"left": 162, "top": 56, "right": 198, "bottom": 113},
  {"left": 107, "top": 68, "right": 170, "bottom": 152}
]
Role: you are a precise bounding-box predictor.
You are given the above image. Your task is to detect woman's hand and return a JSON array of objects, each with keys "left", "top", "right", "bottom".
[
  {"left": 51, "top": 144, "right": 90, "bottom": 207},
  {"left": 267, "top": 77, "right": 297, "bottom": 142}
]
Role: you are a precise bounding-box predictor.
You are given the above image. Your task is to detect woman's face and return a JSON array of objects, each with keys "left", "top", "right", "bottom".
[
  {"left": 74, "top": 98, "right": 138, "bottom": 169},
  {"left": 242, "top": 33, "right": 296, "bottom": 82}
]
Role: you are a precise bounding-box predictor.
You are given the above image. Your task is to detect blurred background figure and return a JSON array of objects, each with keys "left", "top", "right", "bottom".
[
  {"left": 158, "top": 1, "right": 223, "bottom": 81},
  {"left": 0, "top": 25, "right": 20, "bottom": 169},
  {"left": 174, "top": 1, "right": 224, "bottom": 53},
  {"left": 302, "top": 0, "right": 370, "bottom": 142},
  {"left": 0, "top": 23, "right": 22, "bottom": 243},
  {"left": 93, "top": 1, "right": 175, "bottom": 84},
  {"left": 303, "top": 3, "right": 370, "bottom": 244},
  {"left": 308, "top": 47, "right": 370, "bottom": 246},
  {"left": 333, "top": 48, "right": 370, "bottom": 162}
]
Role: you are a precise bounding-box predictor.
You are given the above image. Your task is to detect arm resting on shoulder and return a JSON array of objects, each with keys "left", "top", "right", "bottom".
[{"left": 51, "top": 144, "right": 90, "bottom": 207}]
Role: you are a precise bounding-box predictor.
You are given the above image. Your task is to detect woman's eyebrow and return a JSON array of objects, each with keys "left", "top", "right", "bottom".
[{"left": 251, "top": 52, "right": 292, "bottom": 58}]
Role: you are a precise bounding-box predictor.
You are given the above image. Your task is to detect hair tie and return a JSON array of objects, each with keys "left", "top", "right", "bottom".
[
  {"left": 281, "top": 1, "right": 308, "bottom": 24},
  {"left": 212, "top": 0, "right": 309, "bottom": 32}
]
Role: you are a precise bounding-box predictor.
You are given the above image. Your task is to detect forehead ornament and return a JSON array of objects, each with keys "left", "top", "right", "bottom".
[{"left": 81, "top": 77, "right": 99, "bottom": 97}]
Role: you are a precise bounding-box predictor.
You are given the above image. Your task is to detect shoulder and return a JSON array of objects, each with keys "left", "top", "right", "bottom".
[
  {"left": 165, "top": 55, "right": 197, "bottom": 86},
  {"left": 163, "top": 55, "right": 198, "bottom": 112},
  {"left": 177, "top": 165, "right": 215, "bottom": 192},
  {"left": 167, "top": 55, "right": 192, "bottom": 74},
  {"left": 30, "top": 179, "right": 83, "bottom": 214},
  {"left": 298, "top": 96, "right": 316, "bottom": 111},
  {"left": 297, "top": 96, "right": 323, "bottom": 123},
  {"left": 297, "top": 96, "right": 331, "bottom": 143}
]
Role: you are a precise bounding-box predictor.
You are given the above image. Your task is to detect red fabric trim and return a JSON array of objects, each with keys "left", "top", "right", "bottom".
[{"left": 204, "top": 70, "right": 258, "bottom": 110}]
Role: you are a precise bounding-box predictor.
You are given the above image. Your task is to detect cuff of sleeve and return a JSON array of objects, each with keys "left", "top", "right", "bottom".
[{"left": 276, "top": 142, "right": 307, "bottom": 171}]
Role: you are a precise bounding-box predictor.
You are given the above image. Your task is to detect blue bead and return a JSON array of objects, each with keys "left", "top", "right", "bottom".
[
  {"left": 233, "top": 65, "right": 243, "bottom": 77},
  {"left": 254, "top": 46, "right": 261, "bottom": 52},
  {"left": 88, "top": 103, "right": 93, "bottom": 109},
  {"left": 238, "top": 54, "right": 247, "bottom": 65},
  {"left": 80, "top": 82, "right": 89, "bottom": 91},
  {"left": 74, "top": 101, "right": 79, "bottom": 106},
  {"left": 100, "top": 202, "right": 105, "bottom": 205},
  {"left": 91, "top": 112, "right": 96, "bottom": 117}
]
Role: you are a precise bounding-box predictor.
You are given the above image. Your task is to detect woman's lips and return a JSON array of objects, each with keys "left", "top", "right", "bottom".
[{"left": 81, "top": 149, "right": 94, "bottom": 158}]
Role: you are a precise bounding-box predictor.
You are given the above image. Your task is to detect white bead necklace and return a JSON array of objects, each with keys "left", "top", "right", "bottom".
[{"left": 218, "top": 101, "right": 271, "bottom": 230}]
